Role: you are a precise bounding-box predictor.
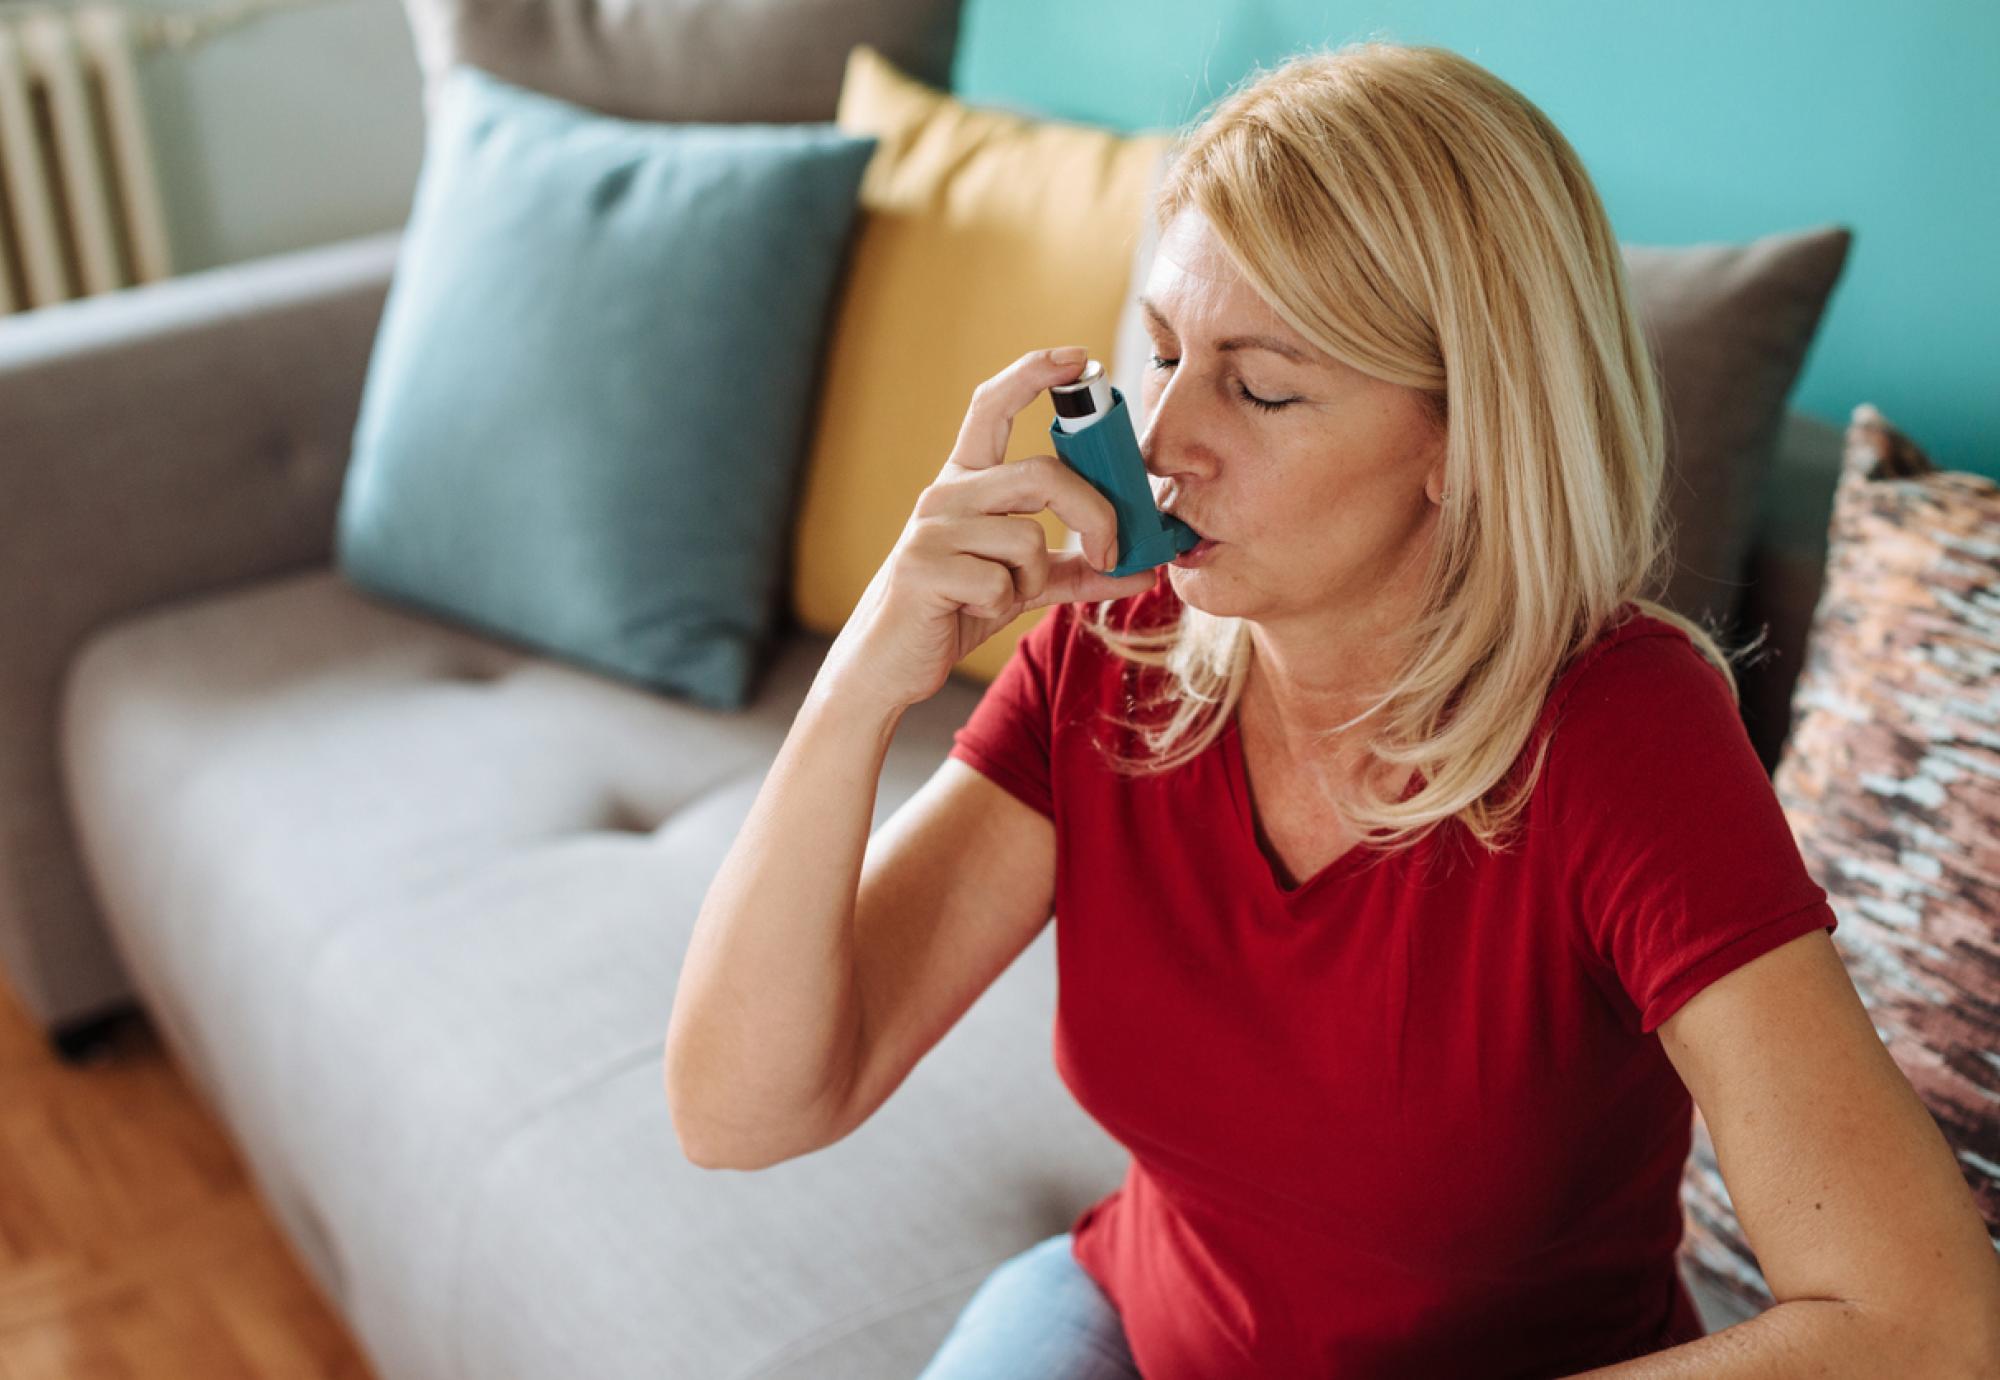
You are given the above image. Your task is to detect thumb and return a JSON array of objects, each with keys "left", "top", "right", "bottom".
[{"left": 1029, "top": 551, "right": 1156, "bottom": 608}]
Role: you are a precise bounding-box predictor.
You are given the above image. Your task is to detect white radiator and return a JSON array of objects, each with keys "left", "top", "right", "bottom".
[{"left": 0, "top": 3, "right": 171, "bottom": 317}]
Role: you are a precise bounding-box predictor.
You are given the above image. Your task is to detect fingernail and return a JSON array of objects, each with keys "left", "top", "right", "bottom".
[{"left": 1049, "top": 346, "right": 1088, "bottom": 366}]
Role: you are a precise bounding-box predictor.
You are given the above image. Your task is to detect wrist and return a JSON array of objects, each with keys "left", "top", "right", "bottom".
[{"left": 802, "top": 668, "right": 909, "bottom": 742}]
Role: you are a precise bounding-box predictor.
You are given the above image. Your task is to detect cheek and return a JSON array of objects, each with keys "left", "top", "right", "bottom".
[{"left": 1259, "top": 466, "right": 1401, "bottom": 557}]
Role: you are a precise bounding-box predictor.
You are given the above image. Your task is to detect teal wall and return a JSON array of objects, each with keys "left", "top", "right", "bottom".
[{"left": 953, "top": 0, "right": 1998, "bottom": 480}]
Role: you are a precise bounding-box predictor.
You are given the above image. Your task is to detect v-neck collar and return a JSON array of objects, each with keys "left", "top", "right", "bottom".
[{"left": 1220, "top": 714, "right": 1423, "bottom": 902}]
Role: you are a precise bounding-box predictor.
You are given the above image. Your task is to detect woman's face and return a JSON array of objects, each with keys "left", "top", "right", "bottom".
[{"left": 1137, "top": 207, "right": 1447, "bottom": 626}]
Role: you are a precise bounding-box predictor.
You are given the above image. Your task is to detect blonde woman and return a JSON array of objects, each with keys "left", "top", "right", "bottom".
[{"left": 665, "top": 39, "right": 2000, "bottom": 1379}]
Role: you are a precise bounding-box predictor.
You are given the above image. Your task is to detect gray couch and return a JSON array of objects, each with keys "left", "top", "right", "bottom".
[
  {"left": 0, "top": 221, "right": 1848, "bottom": 1379},
  {"left": 2, "top": 229, "right": 1134, "bottom": 1379}
]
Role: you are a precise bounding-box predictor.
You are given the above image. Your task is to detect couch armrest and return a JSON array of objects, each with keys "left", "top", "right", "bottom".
[{"left": 0, "top": 228, "right": 401, "bottom": 1042}]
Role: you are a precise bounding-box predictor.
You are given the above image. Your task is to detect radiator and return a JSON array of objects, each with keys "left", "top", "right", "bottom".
[{"left": 0, "top": 3, "right": 171, "bottom": 317}]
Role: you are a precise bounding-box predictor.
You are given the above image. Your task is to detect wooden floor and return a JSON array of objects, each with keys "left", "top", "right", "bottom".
[{"left": 0, "top": 982, "right": 376, "bottom": 1379}]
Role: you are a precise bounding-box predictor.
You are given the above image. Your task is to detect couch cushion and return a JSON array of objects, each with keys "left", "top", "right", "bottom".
[
  {"left": 59, "top": 566, "right": 1127, "bottom": 1380},
  {"left": 336, "top": 63, "right": 879, "bottom": 711},
  {"left": 1620, "top": 226, "right": 1852, "bottom": 633},
  {"left": 397, "top": 0, "right": 961, "bottom": 127},
  {"left": 453, "top": 964, "right": 1133, "bottom": 1379}
]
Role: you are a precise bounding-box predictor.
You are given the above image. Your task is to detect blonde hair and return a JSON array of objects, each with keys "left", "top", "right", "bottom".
[{"left": 1081, "top": 38, "right": 1748, "bottom": 858}]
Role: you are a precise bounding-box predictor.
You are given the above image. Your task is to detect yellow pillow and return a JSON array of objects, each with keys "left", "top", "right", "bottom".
[{"left": 789, "top": 43, "right": 1173, "bottom": 684}]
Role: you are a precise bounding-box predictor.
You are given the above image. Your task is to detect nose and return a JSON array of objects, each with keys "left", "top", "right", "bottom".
[{"left": 1135, "top": 367, "right": 1210, "bottom": 490}]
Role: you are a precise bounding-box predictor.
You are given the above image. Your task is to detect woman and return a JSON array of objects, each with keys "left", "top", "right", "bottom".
[{"left": 665, "top": 39, "right": 2000, "bottom": 1380}]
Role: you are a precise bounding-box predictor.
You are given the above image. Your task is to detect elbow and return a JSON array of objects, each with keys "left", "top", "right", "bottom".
[
  {"left": 683, "top": 1143, "right": 742, "bottom": 1172},
  {"left": 668, "top": 1107, "right": 745, "bottom": 1172},
  {"left": 1920, "top": 1256, "right": 2000, "bottom": 1378},
  {"left": 661, "top": 1029, "right": 742, "bottom": 1169},
  {"left": 1852, "top": 1289, "right": 2000, "bottom": 1380},
  {"left": 660, "top": 1059, "right": 832, "bottom": 1172},
  {"left": 672, "top": 1116, "right": 736, "bottom": 1172},
  {"left": 674, "top": 1127, "right": 810, "bottom": 1174},
  {"left": 663, "top": 1058, "right": 737, "bottom": 1171},
  {"left": 1954, "top": 1294, "right": 2000, "bottom": 1379},
  {"left": 1938, "top": 1321, "right": 2000, "bottom": 1380}
]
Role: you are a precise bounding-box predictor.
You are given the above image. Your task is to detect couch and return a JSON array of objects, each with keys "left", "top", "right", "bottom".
[{"left": 0, "top": 38, "right": 1852, "bottom": 1380}]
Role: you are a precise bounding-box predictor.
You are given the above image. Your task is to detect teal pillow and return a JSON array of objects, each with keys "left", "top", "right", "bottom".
[{"left": 335, "top": 63, "right": 878, "bottom": 709}]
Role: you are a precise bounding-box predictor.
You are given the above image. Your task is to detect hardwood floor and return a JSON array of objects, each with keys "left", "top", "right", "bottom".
[{"left": 0, "top": 984, "right": 376, "bottom": 1379}]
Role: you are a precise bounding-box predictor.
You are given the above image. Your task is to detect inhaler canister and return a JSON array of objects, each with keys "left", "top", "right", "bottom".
[
  {"left": 1050, "top": 359, "right": 1117, "bottom": 435},
  {"left": 1047, "top": 359, "right": 1203, "bottom": 577}
]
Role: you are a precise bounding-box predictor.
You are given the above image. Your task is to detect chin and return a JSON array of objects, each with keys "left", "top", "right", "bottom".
[{"left": 1164, "top": 561, "right": 1242, "bottom": 614}]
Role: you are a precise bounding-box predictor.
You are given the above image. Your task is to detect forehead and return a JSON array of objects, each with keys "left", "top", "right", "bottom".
[
  {"left": 1145, "top": 208, "right": 1257, "bottom": 316},
  {"left": 1143, "top": 208, "right": 1330, "bottom": 368}
]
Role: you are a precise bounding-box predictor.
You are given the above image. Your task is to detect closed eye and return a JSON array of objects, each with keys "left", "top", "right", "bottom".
[{"left": 1146, "top": 355, "right": 1295, "bottom": 413}]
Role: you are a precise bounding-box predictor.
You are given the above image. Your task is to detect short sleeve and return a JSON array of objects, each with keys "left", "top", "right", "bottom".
[
  {"left": 946, "top": 601, "right": 1075, "bottom": 821},
  {"left": 1547, "top": 631, "right": 1838, "bottom": 1034}
]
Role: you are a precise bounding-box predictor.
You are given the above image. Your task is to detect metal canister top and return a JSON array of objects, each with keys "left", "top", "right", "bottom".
[{"left": 1049, "top": 357, "right": 1113, "bottom": 432}]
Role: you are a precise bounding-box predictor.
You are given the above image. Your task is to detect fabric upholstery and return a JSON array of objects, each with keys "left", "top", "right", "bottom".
[
  {"left": 1621, "top": 226, "right": 1852, "bottom": 632},
  {"left": 1679, "top": 403, "right": 2000, "bottom": 1318},
  {"left": 1733, "top": 409, "right": 1847, "bottom": 772},
  {"left": 396, "top": 0, "right": 962, "bottom": 128},
  {"left": 335, "top": 63, "right": 878, "bottom": 710},
  {"left": 786, "top": 44, "right": 1175, "bottom": 684},
  {"left": 57, "top": 566, "right": 1132, "bottom": 1379},
  {"left": 0, "top": 230, "right": 400, "bottom": 1034}
]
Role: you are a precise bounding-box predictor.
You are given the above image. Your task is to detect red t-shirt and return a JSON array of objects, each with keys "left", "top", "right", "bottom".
[{"left": 946, "top": 569, "right": 1837, "bottom": 1379}]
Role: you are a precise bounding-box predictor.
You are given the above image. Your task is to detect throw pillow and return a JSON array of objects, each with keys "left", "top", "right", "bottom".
[
  {"left": 786, "top": 43, "right": 1175, "bottom": 685},
  {"left": 1622, "top": 228, "right": 1851, "bottom": 633},
  {"left": 397, "top": 0, "right": 962, "bottom": 127},
  {"left": 1106, "top": 227, "right": 1854, "bottom": 641},
  {"left": 335, "top": 63, "right": 879, "bottom": 711},
  {"left": 1677, "top": 403, "right": 2000, "bottom": 1322}
]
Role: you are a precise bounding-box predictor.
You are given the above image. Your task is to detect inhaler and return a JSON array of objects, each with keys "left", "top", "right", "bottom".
[{"left": 1048, "top": 359, "right": 1203, "bottom": 577}]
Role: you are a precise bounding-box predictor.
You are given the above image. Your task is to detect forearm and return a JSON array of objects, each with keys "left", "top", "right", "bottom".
[
  {"left": 1564, "top": 1297, "right": 1984, "bottom": 1378},
  {"left": 663, "top": 673, "right": 904, "bottom": 1171}
]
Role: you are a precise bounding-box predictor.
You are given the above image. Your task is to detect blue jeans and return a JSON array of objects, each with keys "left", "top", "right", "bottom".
[{"left": 915, "top": 1232, "right": 1143, "bottom": 1379}]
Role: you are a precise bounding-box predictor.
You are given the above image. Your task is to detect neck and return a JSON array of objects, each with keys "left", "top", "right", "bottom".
[{"left": 1240, "top": 587, "right": 1415, "bottom": 759}]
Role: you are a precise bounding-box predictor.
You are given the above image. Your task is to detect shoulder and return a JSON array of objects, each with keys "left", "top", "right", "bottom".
[
  {"left": 1544, "top": 603, "right": 1730, "bottom": 733},
  {"left": 1540, "top": 604, "right": 1757, "bottom": 813}
]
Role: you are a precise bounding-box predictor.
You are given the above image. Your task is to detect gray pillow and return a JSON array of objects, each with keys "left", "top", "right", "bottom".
[
  {"left": 335, "top": 63, "right": 878, "bottom": 710},
  {"left": 397, "top": 0, "right": 963, "bottom": 127},
  {"left": 1624, "top": 225, "right": 1852, "bottom": 633}
]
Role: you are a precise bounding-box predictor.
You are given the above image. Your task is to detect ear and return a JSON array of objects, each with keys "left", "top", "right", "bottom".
[{"left": 1423, "top": 449, "right": 1448, "bottom": 507}]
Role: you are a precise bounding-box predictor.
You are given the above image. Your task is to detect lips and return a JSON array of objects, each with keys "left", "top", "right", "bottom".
[{"left": 1171, "top": 536, "right": 1220, "bottom": 567}]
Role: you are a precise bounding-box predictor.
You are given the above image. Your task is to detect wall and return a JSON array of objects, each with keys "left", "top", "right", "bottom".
[
  {"left": 954, "top": 0, "right": 1999, "bottom": 477},
  {"left": 132, "top": 0, "right": 422, "bottom": 276},
  {"left": 79, "top": 0, "right": 1996, "bottom": 474}
]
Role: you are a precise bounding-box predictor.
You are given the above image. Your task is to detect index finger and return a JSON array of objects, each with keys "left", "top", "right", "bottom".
[{"left": 946, "top": 347, "right": 1091, "bottom": 473}]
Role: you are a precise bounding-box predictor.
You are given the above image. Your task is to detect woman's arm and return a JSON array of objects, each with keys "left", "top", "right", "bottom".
[
  {"left": 663, "top": 681, "right": 902, "bottom": 1170},
  {"left": 1563, "top": 927, "right": 2000, "bottom": 1378}
]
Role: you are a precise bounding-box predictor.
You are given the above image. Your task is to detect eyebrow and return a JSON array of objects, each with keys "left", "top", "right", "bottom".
[{"left": 1139, "top": 295, "right": 1318, "bottom": 366}]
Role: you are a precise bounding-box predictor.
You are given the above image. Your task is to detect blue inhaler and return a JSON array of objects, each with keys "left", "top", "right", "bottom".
[{"left": 1048, "top": 358, "right": 1203, "bottom": 577}]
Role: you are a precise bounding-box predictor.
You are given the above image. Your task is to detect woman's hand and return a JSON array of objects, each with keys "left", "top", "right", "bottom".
[{"left": 818, "top": 347, "right": 1156, "bottom": 714}]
